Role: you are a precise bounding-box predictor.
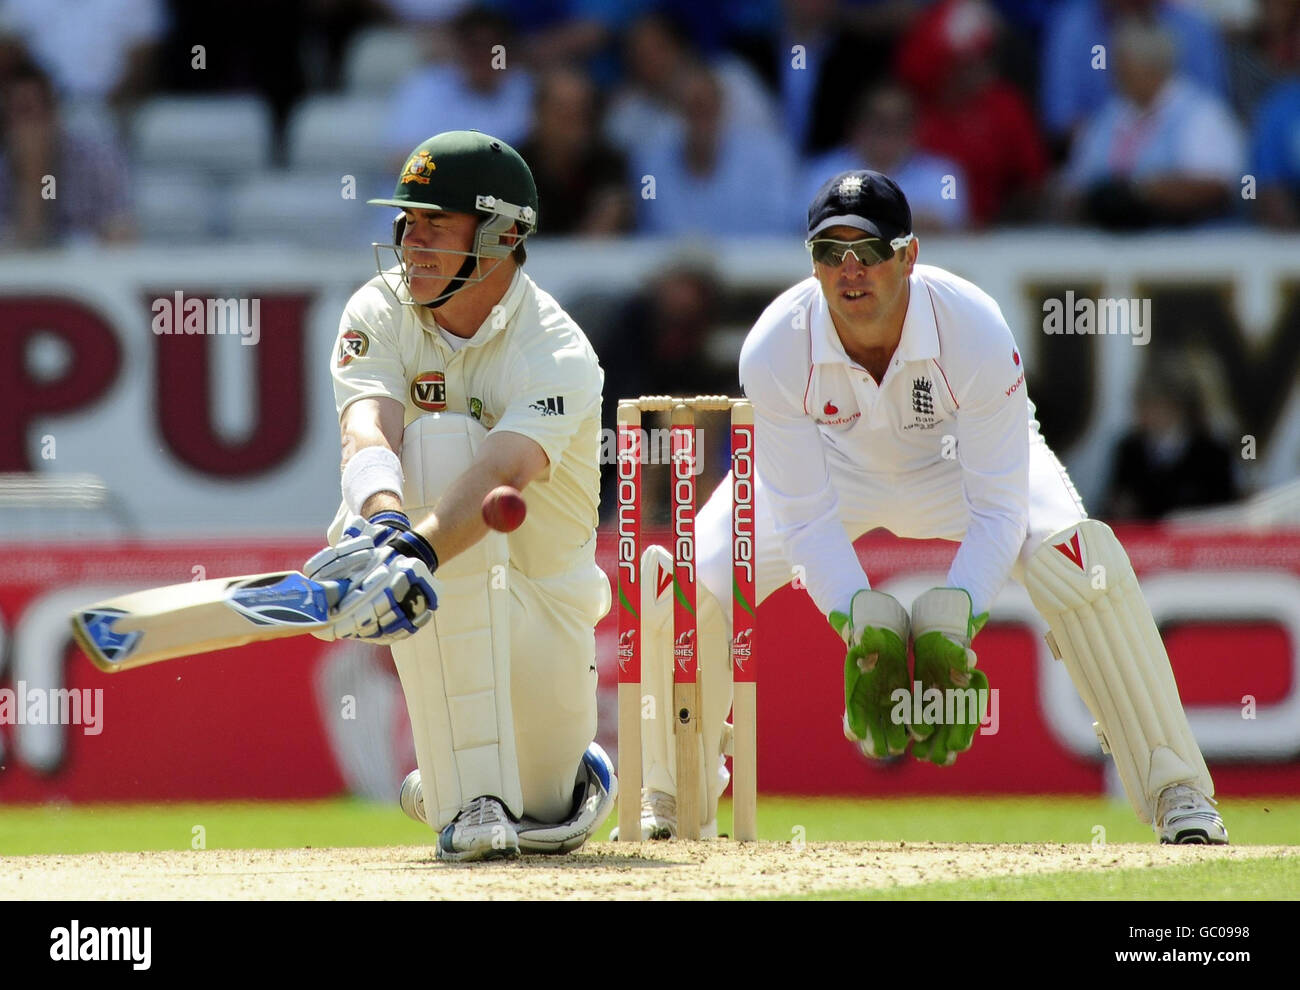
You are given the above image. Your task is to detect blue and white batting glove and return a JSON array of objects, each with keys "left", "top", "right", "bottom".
[
  {"left": 304, "top": 512, "right": 439, "bottom": 585},
  {"left": 306, "top": 512, "right": 440, "bottom": 644},
  {"left": 314, "top": 554, "right": 437, "bottom": 644}
]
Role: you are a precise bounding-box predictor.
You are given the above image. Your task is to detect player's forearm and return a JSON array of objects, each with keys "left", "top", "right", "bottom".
[
  {"left": 946, "top": 508, "right": 1027, "bottom": 617},
  {"left": 340, "top": 397, "right": 408, "bottom": 516},
  {"left": 411, "top": 461, "right": 503, "bottom": 564}
]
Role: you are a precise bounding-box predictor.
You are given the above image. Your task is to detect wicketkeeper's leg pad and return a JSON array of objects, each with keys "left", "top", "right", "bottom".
[
  {"left": 1024, "top": 519, "right": 1213, "bottom": 823},
  {"left": 388, "top": 413, "right": 522, "bottom": 829}
]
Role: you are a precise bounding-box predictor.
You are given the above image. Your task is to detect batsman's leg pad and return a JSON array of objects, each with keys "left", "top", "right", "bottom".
[
  {"left": 389, "top": 413, "right": 523, "bottom": 829},
  {"left": 1024, "top": 519, "right": 1213, "bottom": 823},
  {"left": 638, "top": 544, "right": 731, "bottom": 829}
]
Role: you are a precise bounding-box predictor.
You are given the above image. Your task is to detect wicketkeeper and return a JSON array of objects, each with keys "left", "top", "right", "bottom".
[{"left": 629, "top": 170, "right": 1226, "bottom": 845}]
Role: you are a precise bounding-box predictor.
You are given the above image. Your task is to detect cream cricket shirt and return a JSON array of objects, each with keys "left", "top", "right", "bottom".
[
  {"left": 331, "top": 267, "right": 604, "bottom": 580},
  {"left": 739, "top": 264, "right": 1031, "bottom": 618}
]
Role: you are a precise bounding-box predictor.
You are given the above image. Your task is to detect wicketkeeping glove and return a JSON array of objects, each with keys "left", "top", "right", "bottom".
[
  {"left": 829, "top": 590, "right": 911, "bottom": 759},
  {"left": 908, "top": 587, "right": 989, "bottom": 766}
]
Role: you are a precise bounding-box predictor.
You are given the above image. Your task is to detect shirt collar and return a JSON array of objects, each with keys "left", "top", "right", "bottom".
[
  {"left": 421, "top": 267, "right": 527, "bottom": 346},
  {"left": 809, "top": 272, "right": 939, "bottom": 366}
]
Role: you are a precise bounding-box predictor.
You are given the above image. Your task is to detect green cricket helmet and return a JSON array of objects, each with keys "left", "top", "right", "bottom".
[{"left": 369, "top": 130, "right": 539, "bottom": 308}]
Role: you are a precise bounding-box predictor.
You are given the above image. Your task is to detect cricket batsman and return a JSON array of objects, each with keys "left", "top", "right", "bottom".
[
  {"left": 303, "top": 130, "right": 616, "bottom": 861},
  {"left": 629, "top": 170, "right": 1227, "bottom": 845}
]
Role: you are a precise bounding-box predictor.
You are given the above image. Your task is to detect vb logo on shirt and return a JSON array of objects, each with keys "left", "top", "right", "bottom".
[{"left": 411, "top": 371, "right": 447, "bottom": 411}]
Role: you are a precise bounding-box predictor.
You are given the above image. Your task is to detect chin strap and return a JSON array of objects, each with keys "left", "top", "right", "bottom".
[{"left": 423, "top": 253, "right": 478, "bottom": 310}]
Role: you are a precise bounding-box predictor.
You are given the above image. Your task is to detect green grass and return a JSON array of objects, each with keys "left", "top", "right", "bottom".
[
  {"left": 0, "top": 798, "right": 431, "bottom": 856},
  {"left": 785, "top": 855, "right": 1300, "bottom": 900},
  {"left": 1, "top": 795, "right": 1295, "bottom": 857}
]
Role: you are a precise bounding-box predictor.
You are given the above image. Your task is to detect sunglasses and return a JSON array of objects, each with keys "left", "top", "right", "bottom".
[{"left": 806, "top": 233, "right": 914, "bottom": 267}]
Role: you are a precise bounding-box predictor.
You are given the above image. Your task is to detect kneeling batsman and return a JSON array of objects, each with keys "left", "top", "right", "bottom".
[{"left": 301, "top": 415, "right": 616, "bottom": 864}]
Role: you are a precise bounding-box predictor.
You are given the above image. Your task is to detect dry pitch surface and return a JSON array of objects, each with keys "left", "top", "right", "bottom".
[{"left": 5, "top": 841, "right": 1295, "bottom": 900}]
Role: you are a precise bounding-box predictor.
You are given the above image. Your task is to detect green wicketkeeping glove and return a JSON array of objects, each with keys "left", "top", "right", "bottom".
[
  {"left": 909, "top": 587, "right": 990, "bottom": 767},
  {"left": 829, "top": 590, "right": 911, "bottom": 759}
]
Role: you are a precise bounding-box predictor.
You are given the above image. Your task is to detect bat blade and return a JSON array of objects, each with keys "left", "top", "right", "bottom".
[{"left": 70, "top": 571, "right": 335, "bottom": 672}]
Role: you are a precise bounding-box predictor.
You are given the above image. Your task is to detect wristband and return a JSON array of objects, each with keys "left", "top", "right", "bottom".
[
  {"left": 342, "top": 445, "right": 404, "bottom": 515},
  {"left": 368, "top": 510, "right": 411, "bottom": 533},
  {"left": 389, "top": 530, "right": 439, "bottom": 573}
]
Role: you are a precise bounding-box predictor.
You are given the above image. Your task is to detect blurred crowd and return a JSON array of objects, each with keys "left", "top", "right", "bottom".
[
  {"left": 5, "top": 0, "right": 1300, "bottom": 246},
  {"left": 0, "top": 0, "right": 1280, "bottom": 522}
]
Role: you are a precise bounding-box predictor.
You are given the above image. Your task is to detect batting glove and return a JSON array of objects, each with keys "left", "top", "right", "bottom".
[{"left": 304, "top": 513, "right": 439, "bottom": 586}]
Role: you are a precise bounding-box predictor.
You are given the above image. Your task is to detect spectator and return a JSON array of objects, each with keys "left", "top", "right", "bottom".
[
  {"left": 1040, "top": 0, "right": 1228, "bottom": 145},
  {"left": 485, "top": 0, "right": 635, "bottom": 86},
  {"left": 731, "top": 0, "right": 904, "bottom": 156},
  {"left": 631, "top": 63, "right": 794, "bottom": 236},
  {"left": 0, "top": 55, "right": 133, "bottom": 247},
  {"left": 386, "top": 4, "right": 533, "bottom": 157},
  {"left": 1223, "top": 0, "right": 1300, "bottom": 118},
  {"left": 516, "top": 67, "right": 631, "bottom": 235},
  {"left": 1252, "top": 67, "right": 1300, "bottom": 227},
  {"left": 896, "top": 0, "right": 1047, "bottom": 226},
  {"left": 158, "top": 0, "right": 386, "bottom": 127},
  {"left": 802, "top": 82, "right": 969, "bottom": 232},
  {"left": 605, "top": 10, "right": 775, "bottom": 156},
  {"left": 1061, "top": 19, "right": 1245, "bottom": 230},
  {"left": 0, "top": 0, "right": 164, "bottom": 117},
  {"left": 1102, "top": 358, "right": 1240, "bottom": 520},
  {"left": 382, "top": 0, "right": 474, "bottom": 23}
]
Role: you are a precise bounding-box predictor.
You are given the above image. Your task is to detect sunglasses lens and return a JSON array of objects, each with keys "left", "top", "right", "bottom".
[{"left": 811, "top": 239, "right": 892, "bottom": 266}]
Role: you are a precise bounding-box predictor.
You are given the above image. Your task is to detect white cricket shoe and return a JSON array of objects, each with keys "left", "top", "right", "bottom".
[
  {"left": 437, "top": 796, "right": 520, "bottom": 862},
  {"left": 609, "top": 788, "right": 718, "bottom": 840},
  {"left": 1154, "top": 784, "right": 1229, "bottom": 845},
  {"left": 400, "top": 771, "right": 521, "bottom": 860},
  {"left": 399, "top": 769, "right": 426, "bottom": 825}
]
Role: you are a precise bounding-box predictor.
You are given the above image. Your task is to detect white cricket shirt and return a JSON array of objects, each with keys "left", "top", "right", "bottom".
[
  {"left": 739, "top": 264, "right": 1031, "bottom": 617},
  {"left": 330, "top": 267, "right": 604, "bottom": 580}
]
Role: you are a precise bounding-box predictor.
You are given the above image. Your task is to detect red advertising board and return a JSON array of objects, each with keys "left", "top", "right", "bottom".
[{"left": 0, "top": 528, "right": 1297, "bottom": 803}]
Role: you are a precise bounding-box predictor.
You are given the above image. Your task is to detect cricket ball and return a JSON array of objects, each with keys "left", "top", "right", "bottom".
[{"left": 481, "top": 485, "right": 527, "bottom": 533}]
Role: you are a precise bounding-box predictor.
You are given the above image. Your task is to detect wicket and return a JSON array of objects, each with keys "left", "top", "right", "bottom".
[{"left": 615, "top": 395, "right": 757, "bottom": 841}]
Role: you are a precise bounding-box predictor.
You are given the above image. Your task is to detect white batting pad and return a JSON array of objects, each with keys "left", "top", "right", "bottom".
[
  {"left": 388, "top": 413, "right": 522, "bottom": 828},
  {"left": 1024, "top": 519, "right": 1213, "bottom": 823}
]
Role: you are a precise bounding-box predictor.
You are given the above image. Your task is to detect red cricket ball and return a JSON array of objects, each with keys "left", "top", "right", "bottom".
[{"left": 481, "top": 485, "right": 527, "bottom": 533}]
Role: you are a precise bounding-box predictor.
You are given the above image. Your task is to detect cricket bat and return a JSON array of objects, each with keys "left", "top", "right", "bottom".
[{"left": 70, "top": 571, "right": 338, "bottom": 673}]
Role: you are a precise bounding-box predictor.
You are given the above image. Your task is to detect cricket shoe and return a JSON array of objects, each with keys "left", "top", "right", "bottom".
[
  {"left": 1154, "top": 784, "right": 1228, "bottom": 845},
  {"left": 609, "top": 788, "right": 718, "bottom": 840},
  {"left": 437, "top": 796, "right": 520, "bottom": 862}
]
